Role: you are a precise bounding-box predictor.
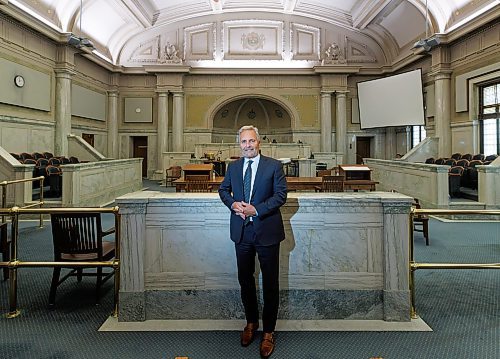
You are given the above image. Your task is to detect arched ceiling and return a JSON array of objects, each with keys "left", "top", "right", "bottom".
[{"left": 2, "top": 0, "right": 499, "bottom": 71}]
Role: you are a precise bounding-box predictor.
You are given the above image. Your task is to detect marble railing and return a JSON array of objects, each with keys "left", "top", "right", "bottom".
[
  {"left": 117, "top": 191, "right": 412, "bottom": 323},
  {"left": 0, "top": 145, "right": 35, "bottom": 206},
  {"left": 478, "top": 160, "right": 500, "bottom": 208},
  {"left": 61, "top": 158, "right": 143, "bottom": 207},
  {"left": 365, "top": 159, "right": 449, "bottom": 208}
]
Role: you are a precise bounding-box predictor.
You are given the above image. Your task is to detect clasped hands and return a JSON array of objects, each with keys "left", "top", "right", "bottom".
[{"left": 232, "top": 201, "right": 256, "bottom": 220}]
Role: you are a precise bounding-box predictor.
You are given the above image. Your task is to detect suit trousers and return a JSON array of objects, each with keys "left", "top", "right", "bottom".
[{"left": 235, "top": 222, "right": 280, "bottom": 333}]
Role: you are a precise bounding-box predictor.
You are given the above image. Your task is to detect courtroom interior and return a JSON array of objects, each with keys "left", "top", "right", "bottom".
[{"left": 0, "top": 0, "right": 499, "bottom": 358}]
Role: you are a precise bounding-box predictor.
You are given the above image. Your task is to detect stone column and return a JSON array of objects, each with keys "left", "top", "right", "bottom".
[
  {"left": 434, "top": 72, "right": 452, "bottom": 157},
  {"left": 172, "top": 92, "right": 184, "bottom": 152},
  {"left": 107, "top": 91, "right": 119, "bottom": 158},
  {"left": 336, "top": 91, "right": 347, "bottom": 155},
  {"left": 320, "top": 91, "right": 332, "bottom": 152},
  {"left": 472, "top": 119, "right": 479, "bottom": 154},
  {"left": 406, "top": 126, "right": 412, "bottom": 153},
  {"left": 374, "top": 131, "right": 385, "bottom": 159},
  {"left": 385, "top": 127, "right": 396, "bottom": 159},
  {"left": 118, "top": 202, "right": 147, "bottom": 321},
  {"left": 54, "top": 67, "right": 74, "bottom": 156},
  {"left": 382, "top": 202, "right": 411, "bottom": 321},
  {"left": 156, "top": 91, "right": 169, "bottom": 173}
]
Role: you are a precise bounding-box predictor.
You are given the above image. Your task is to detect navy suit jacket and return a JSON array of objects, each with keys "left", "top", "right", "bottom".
[{"left": 218, "top": 155, "right": 287, "bottom": 246}]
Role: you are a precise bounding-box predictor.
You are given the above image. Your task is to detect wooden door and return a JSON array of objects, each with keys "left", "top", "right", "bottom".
[
  {"left": 133, "top": 136, "right": 148, "bottom": 177},
  {"left": 356, "top": 137, "right": 371, "bottom": 164}
]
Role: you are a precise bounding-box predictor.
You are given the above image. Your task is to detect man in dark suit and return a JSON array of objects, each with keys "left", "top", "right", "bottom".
[{"left": 219, "top": 125, "right": 287, "bottom": 358}]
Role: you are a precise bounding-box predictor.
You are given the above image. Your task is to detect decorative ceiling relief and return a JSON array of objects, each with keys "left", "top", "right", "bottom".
[
  {"left": 223, "top": 20, "right": 283, "bottom": 60},
  {"left": 159, "top": 42, "right": 182, "bottom": 64},
  {"left": 184, "top": 23, "right": 216, "bottom": 61},
  {"left": 128, "top": 33, "right": 183, "bottom": 65},
  {"left": 291, "top": 23, "right": 320, "bottom": 61},
  {"left": 322, "top": 42, "right": 346, "bottom": 65},
  {"left": 242, "top": 32, "right": 266, "bottom": 51},
  {"left": 345, "top": 37, "right": 377, "bottom": 63},
  {"left": 128, "top": 36, "right": 160, "bottom": 63}
]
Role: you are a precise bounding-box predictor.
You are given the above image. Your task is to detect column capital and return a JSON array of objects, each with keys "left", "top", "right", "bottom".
[
  {"left": 172, "top": 91, "right": 184, "bottom": 97},
  {"left": 320, "top": 91, "right": 333, "bottom": 97},
  {"left": 433, "top": 71, "right": 452, "bottom": 81},
  {"left": 54, "top": 65, "right": 75, "bottom": 78},
  {"left": 335, "top": 91, "right": 348, "bottom": 97},
  {"left": 155, "top": 89, "right": 169, "bottom": 96},
  {"left": 107, "top": 90, "right": 119, "bottom": 97},
  {"left": 429, "top": 66, "right": 452, "bottom": 79}
]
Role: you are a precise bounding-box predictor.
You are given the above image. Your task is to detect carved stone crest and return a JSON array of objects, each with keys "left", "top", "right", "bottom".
[
  {"left": 322, "top": 42, "right": 346, "bottom": 65},
  {"left": 159, "top": 42, "right": 182, "bottom": 64},
  {"left": 241, "top": 32, "right": 265, "bottom": 50}
]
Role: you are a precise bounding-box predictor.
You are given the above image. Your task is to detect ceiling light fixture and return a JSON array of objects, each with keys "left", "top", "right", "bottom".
[
  {"left": 413, "top": 0, "right": 440, "bottom": 52},
  {"left": 67, "top": 0, "right": 95, "bottom": 49}
]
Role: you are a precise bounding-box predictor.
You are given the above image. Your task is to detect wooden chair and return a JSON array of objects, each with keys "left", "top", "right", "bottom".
[
  {"left": 165, "top": 166, "right": 182, "bottom": 187},
  {"left": 448, "top": 166, "right": 464, "bottom": 197},
  {"left": 185, "top": 180, "right": 213, "bottom": 192},
  {"left": 46, "top": 165, "right": 62, "bottom": 197},
  {"left": 315, "top": 175, "right": 344, "bottom": 192},
  {"left": 49, "top": 212, "right": 115, "bottom": 308},
  {"left": 413, "top": 199, "right": 429, "bottom": 246},
  {"left": 69, "top": 156, "right": 80, "bottom": 164}
]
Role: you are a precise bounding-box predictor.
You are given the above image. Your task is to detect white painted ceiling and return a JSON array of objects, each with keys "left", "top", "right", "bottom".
[{"left": 3, "top": 0, "right": 499, "bottom": 69}]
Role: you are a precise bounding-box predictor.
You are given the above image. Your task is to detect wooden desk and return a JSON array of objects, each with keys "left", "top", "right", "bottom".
[
  {"left": 174, "top": 177, "right": 378, "bottom": 192},
  {"left": 285, "top": 177, "right": 322, "bottom": 191},
  {"left": 203, "top": 160, "right": 226, "bottom": 176},
  {"left": 344, "top": 180, "right": 378, "bottom": 191},
  {"left": 182, "top": 163, "right": 213, "bottom": 180}
]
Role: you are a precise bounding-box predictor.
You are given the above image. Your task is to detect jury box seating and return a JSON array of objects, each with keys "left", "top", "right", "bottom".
[
  {"left": 49, "top": 212, "right": 115, "bottom": 308},
  {"left": 425, "top": 153, "right": 497, "bottom": 194}
]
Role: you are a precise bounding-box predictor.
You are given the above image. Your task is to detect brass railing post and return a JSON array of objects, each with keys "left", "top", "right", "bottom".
[
  {"left": 39, "top": 177, "right": 44, "bottom": 228},
  {"left": 409, "top": 209, "right": 417, "bottom": 319},
  {"left": 112, "top": 207, "right": 120, "bottom": 318},
  {"left": 7, "top": 207, "right": 20, "bottom": 318}
]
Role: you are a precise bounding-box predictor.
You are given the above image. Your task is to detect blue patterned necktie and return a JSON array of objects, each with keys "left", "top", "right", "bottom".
[
  {"left": 243, "top": 160, "right": 253, "bottom": 225},
  {"left": 244, "top": 160, "right": 253, "bottom": 203}
]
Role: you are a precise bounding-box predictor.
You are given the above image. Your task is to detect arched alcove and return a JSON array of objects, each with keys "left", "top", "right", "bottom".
[{"left": 212, "top": 97, "right": 293, "bottom": 143}]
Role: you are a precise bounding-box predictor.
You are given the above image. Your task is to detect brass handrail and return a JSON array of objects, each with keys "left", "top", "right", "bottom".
[
  {"left": 409, "top": 207, "right": 500, "bottom": 319},
  {"left": 1, "top": 176, "right": 45, "bottom": 228},
  {"left": 0, "top": 206, "right": 120, "bottom": 319}
]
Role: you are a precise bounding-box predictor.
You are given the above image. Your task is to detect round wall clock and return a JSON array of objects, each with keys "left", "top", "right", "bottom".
[{"left": 14, "top": 75, "right": 25, "bottom": 88}]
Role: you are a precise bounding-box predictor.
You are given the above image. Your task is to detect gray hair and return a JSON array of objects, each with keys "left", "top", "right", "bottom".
[{"left": 237, "top": 125, "right": 260, "bottom": 142}]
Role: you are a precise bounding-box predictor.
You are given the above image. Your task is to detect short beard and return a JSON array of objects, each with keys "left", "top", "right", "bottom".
[{"left": 242, "top": 149, "right": 258, "bottom": 158}]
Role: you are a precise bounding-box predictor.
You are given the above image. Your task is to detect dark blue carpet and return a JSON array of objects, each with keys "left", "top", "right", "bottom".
[{"left": 1, "top": 217, "right": 499, "bottom": 359}]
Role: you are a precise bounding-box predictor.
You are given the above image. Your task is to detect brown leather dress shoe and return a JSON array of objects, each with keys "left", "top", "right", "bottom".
[
  {"left": 259, "top": 332, "right": 275, "bottom": 358},
  {"left": 240, "top": 322, "right": 259, "bottom": 347}
]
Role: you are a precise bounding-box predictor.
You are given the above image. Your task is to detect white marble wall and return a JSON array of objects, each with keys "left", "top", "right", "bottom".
[
  {"left": 117, "top": 191, "right": 412, "bottom": 322},
  {"left": 61, "top": 158, "right": 143, "bottom": 207}
]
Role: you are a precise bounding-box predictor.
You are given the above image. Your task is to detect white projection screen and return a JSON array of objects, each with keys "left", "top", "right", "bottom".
[{"left": 357, "top": 69, "right": 425, "bottom": 129}]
